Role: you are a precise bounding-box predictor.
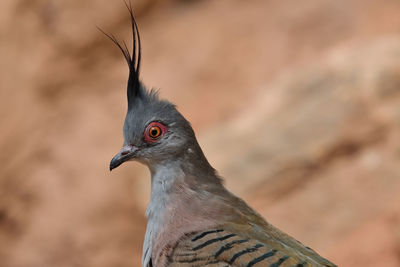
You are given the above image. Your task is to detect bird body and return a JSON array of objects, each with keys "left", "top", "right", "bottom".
[
  {"left": 105, "top": 5, "right": 336, "bottom": 267},
  {"left": 142, "top": 161, "right": 335, "bottom": 267}
]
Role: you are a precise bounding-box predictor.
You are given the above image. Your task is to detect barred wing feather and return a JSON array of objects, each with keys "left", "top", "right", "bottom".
[{"left": 168, "top": 229, "right": 336, "bottom": 267}]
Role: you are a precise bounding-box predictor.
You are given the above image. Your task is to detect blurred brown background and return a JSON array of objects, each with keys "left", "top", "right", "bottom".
[{"left": 1, "top": 0, "right": 400, "bottom": 266}]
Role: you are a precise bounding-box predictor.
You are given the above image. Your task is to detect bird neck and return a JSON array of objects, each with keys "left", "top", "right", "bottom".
[
  {"left": 148, "top": 139, "right": 221, "bottom": 189},
  {"left": 146, "top": 143, "right": 222, "bottom": 214},
  {"left": 143, "top": 144, "right": 225, "bottom": 267}
]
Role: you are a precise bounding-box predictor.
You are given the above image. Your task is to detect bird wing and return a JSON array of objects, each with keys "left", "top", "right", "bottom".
[{"left": 168, "top": 228, "right": 336, "bottom": 267}]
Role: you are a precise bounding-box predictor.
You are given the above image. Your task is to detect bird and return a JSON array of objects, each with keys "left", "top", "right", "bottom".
[{"left": 104, "top": 5, "right": 337, "bottom": 267}]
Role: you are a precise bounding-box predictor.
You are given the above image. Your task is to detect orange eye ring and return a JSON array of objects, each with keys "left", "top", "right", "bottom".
[
  {"left": 144, "top": 122, "right": 168, "bottom": 143},
  {"left": 148, "top": 126, "right": 161, "bottom": 138}
]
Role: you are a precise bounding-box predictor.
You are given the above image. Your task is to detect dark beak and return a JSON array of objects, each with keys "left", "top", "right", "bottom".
[{"left": 110, "top": 145, "right": 138, "bottom": 171}]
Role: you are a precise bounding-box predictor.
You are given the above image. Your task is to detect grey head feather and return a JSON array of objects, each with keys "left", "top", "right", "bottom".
[{"left": 102, "top": 4, "right": 222, "bottom": 175}]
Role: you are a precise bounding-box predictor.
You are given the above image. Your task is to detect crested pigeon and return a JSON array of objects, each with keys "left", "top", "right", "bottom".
[{"left": 106, "top": 6, "right": 337, "bottom": 267}]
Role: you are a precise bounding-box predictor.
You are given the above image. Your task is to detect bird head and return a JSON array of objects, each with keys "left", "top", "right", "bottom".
[{"left": 104, "top": 6, "right": 197, "bottom": 171}]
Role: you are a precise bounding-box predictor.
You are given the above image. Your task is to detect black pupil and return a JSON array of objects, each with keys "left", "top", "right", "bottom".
[{"left": 150, "top": 127, "right": 159, "bottom": 137}]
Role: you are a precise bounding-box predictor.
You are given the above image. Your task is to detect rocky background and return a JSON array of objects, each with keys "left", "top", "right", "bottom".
[{"left": 1, "top": 0, "right": 400, "bottom": 266}]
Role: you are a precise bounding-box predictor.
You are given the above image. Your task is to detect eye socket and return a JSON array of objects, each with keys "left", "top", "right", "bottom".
[
  {"left": 144, "top": 122, "right": 168, "bottom": 143},
  {"left": 148, "top": 126, "right": 161, "bottom": 138}
]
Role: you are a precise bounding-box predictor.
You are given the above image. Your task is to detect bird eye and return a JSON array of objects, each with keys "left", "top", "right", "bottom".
[
  {"left": 144, "top": 122, "right": 168, "bottom": 143},
  {"left": 148, "top": 126, "right": 161, "bottom": 138}
]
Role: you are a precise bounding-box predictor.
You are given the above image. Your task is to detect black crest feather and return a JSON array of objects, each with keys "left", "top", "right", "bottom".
[{"left": 98, "top": 1, "right": 141, "bottom": 109}]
